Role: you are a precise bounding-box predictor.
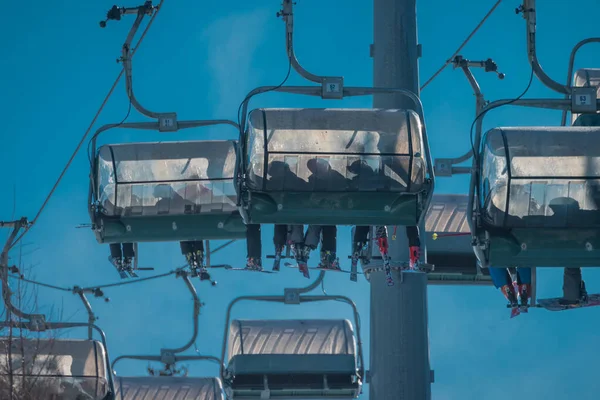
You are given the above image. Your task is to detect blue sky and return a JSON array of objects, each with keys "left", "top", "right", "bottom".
[{"left": 1, "top": 0, "right": 600, "bottom": 398}]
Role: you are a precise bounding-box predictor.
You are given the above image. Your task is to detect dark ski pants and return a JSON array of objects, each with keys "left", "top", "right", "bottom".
[
  {"left": 563, "top": 267, "right": 584, "bottom": 302},
  {"left": 247, "top": 224, "right": 306, "bottom": 259},
  {"left": 180, "top": 241, "right": 204, "bottom": 255},
  {"left": 273, "top": 224, "right": 288, "bottom": 249},
  {"left": 110, "top": 243, "right": 135, "bottom": 259},
  {"left": 246, "top": 224, "right": 262, "bottom": 259},
  {"left": 305, "top": 225, "right": 337, "bottom": 253},
  {"left": 272, "top": 224, "right": 305, "bottom": 249},
  {"left": 489, "top": 267, "right": 531, "bottom": 289},
  {"left": 405, "top": 226, "right": 420, "bottom": 247},
  {"left": 353, "top": 226, "right": 370, "bottom": 246}
]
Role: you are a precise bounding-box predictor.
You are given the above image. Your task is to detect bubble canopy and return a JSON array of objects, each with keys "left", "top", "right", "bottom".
[
  {"left": 91, "top": 140, "right": 246, "bottom": 243},
  {"left": 475, "top": 126, "right": 600, "bottom": 267},
  {"left": 239, "top": 108, "right": 432, "bottom": 226}
]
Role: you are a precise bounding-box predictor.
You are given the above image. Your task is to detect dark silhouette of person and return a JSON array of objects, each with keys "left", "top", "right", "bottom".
[
  {"left": 347, "top": 159, "right": 387, "bottom": 191},
  {"left": 303, "top": 158, "right": 347, "bottom": 270}
]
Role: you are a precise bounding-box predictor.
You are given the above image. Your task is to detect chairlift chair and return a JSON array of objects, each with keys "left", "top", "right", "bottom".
[
  {"left": 472, "top": 125, "right": 600, "bottom": 267},
  {"left": 90, "top": 130, "right": 246, "bottom": 244},
  {"left": 220, "top": 272, "right": 364, "bottom": 399},
  {"left": 234, "top": 0, "right": 434, "bottom": 227}
]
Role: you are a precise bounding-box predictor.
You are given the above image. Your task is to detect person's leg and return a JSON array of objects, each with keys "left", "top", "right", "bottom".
[
  {"left": 122, "top": 243, "right": 135, "bottom": 268},
  {"left": 562, "top": 267, "right": 584, "bottom": 304},
  {"left": 273, "top": 224, "right": 288, "bottom": 254},
  {"left": 109, "top": 243, "right": 122, "bottom": 261},
  {"left": 290, "top": 225, "right": 310, "bottom": 277},
  {"left": 109, "top": 244, "right": 123, "bottom": 271},
  {"left": 290, "top": 224, "right": 308, "bottom": 261},
  {"left": 304, "top": 225, "right": 322, "bottom": 250},
  {"left": 289, "top": 225, "right": 305, "bottom": 245},
  {"left": 245, "top": 224, "right": 262, "bottom": 269},
  {"left": 353, "top": 226, "right": 370, "bottom": 246},
  {"left": 374, "top": 226, "right": 389, "bottom": 255},
  {"left": 192, "top": 241, "right": 205, "bottom": 268},
  {"left": 320, "top": 225, "right": 339, "bottom": 269},
  {"left": 321, "top": 226, "right": 337, "bottom": 253},
  {"left": 516, "top": 267, "right": 532, "bottom": 307},
  {"left": 180, "top": 241, "right": 192, "bottom": 256},
  {"left": 489, "top": 267, "right": 517, "bottom": 304},
  {"left": 180, "top": 241, "right": 196, "bottom": 269},
  {"left": 353, "top": 226, "right": 371, "bottom": 264},
  {"left": 406, "top": 226, "right": 420, "bottom": 268}
]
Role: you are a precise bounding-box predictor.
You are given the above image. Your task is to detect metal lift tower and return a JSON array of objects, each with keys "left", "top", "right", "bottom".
[{"left": 370, "top": 0, "right": 432, "bottom": 399}]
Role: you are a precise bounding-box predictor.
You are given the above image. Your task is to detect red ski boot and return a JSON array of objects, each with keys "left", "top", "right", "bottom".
[
  {"left": 518, "top": 283, "right": 532, "bottom": 312},
  {"left": 409, "top": 246, "right": 420, "bottom": 270},
  {"left": 501, "top": 284, "right": 520, "bottom": 318}
]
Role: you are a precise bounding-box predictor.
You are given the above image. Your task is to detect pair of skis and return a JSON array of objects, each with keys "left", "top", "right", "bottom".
[
  {"left": 505, "top": 281, "right": 531, "bottom": 318},
  {"left": 352, "top": 226, "right": 420, "bottom": 287},
  {"left": 350, "top": 226, "right": 394, "bottom": 285},
  {"left": 267, "top": 243, "right": 311, "bottom": 278},
  {"left": 510, "top": 293, "right": 600, "bottom": 314},
  {"left": 108, "top": 256, "right": 154, "bottom": 279}
]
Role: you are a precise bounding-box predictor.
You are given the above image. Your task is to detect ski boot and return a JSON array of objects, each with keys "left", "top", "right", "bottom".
[
  {"left": 319, "top": 250, "right": 341, "bottom": 271},
  {"left": 184, "top": 252, "right": 198, "bottom": 276},
  {"left": 409, "top": 246, "right": 420, "bottom": 270},
  {"left": 185, "top": 250, "right": 206, "bottom": 277},
  {"left": 123, "top": 257, "right": 138, "bottom": 278},
  {"left": 194, "top": 249, "right": 207, "bottom": 273},
  {"left": 517, "top": 283, "right": 531, "bottom": 312},
  {"left": 360, "top": 242, "right": 371, "bottom": 265},
  {"left": 352, "top": 240, "right": 370, "bottom": 267},
  {"left": 272, "top": 245, "right": 284, "bottom": 271},
  {"left": 559, "top": 280, "right": 589, "bottom": 306},
  {"left": 292, "top": 244, "right": 310, "bottom": 279},
  {"left": 375, "top": 227, "right": 394, "bottom": 286},
  {"left": 501, "top": 284, "right": 520, "bottom": 318},
  {"left": 580, "top": 280, "right": 588, "bottom": 303},
  {"left": 108, "top": 255, "right": 128, "bottom": 279},
  {"left": 245, "top": 257, "right": 263, "bottom": 272}
]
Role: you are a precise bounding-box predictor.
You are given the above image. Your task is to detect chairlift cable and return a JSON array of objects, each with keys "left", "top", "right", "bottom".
[
  {"left": 8, "top": 0, "right": 167, "bottom": 252},
  {"left": 79, "top": 266, "right": 186, "bottom": 291},
  {"left": 6, "top": 264, "right": 185, "bottom": 294},
  {"left": 420, "top": 0, "right": 502, "bottom": 91}
]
